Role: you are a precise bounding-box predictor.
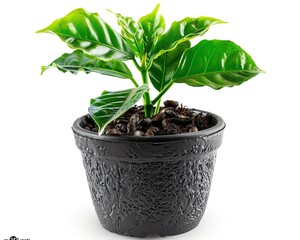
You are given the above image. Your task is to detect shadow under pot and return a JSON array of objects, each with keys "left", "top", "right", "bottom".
[{"left": 72, "top": 109, "right": 225, "bottom": 237}]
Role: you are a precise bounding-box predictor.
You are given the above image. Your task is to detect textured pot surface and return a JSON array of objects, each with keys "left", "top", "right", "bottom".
[{"left": 72, "top": 110, "right": 225, "bottom": 237}]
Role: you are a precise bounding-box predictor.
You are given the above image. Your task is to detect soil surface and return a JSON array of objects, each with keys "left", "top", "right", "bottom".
[{"left": 81, "top": 100, "right": 216, "bottom": 136}]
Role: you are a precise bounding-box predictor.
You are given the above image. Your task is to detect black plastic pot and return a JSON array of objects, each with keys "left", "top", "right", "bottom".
[{"left": 72, "top": 110, "right": 225, "bottom": 237}]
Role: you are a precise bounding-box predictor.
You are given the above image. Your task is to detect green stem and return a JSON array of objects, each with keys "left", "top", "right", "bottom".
[
  {"left": 141, "top": 54, "right": 153, "bottom": 118},
  {"left": 129, "top": 77, "right": 139, "bottom": 87},
  {"left": 154, "top": 98, "right": 161, "bottom": 115},
  {"left": 152, "top": 81, "right": 174, "bottom": 105}
]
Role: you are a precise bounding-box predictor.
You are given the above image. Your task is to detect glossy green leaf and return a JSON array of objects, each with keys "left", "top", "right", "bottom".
[
  {"left": 139, "top": 4, "right": 165, "bottom": 51},
  {"left": 37, "top": 8, "right": 133, "bottom": 61},
  {"left": 41, "top": 50, "right": 133, "bottom": 79},
  {"left": 149, "top": 41, "right": 190, "bottom": 91},
  {"left": 109, "top": 10, "right": 145, "bottom": 59},
  {"left": 89, "top": 84, "right": 148, "bottom": 132},
  {"left": 149, "top": 17, "right": 225, "bottom": 60},
  {"left": 172, "top": 40, "right": 262, "bottom": 89}
]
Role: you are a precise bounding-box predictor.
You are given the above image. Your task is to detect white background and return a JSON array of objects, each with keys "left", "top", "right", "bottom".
[{"left": 1, "top": 0, "right": 299, "bottom": 239}]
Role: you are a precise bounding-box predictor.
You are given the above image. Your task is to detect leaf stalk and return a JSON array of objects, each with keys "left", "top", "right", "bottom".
[
  {"left": 152, "top": 80, "right": 174, "bottom": 105},
  {"left": 133, "top": 58, "right": 142, "bottom": 71},
  {"left": 129, "top": 77, "right": 139, "bottom": 87},
  {"left": 154, "top": 98, "right": 162, "bottom": 115}
]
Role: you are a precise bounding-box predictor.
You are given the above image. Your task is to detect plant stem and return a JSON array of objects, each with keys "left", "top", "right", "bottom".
[
  {"left": 141, "top": 54, "right": 153, "bottom": 118},
  {"left": 154, "top": 98, "right": 161, "bottom": 115},
  {"left": 129, "top": 77, "right": 139, "bottom": 87},
  {"left": 152, "top": 81, "right": 174, "bottom": 105}
]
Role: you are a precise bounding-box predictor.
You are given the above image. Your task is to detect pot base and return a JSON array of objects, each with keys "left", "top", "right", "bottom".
[{"left": 100, "top": 218, "right": 201, "bottom": 237}]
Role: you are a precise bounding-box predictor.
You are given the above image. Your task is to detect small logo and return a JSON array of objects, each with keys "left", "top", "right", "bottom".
[{"left": 3, "top": 236, "right": 30, "bottom": 240}]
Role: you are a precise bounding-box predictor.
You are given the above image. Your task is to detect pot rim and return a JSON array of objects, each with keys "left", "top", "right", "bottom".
[{"left": 72, "top": 109, "right": 225, "bottom": 142}]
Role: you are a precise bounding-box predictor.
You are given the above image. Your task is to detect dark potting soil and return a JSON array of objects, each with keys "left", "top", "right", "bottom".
[{"left": 81, "top": 100, "right": 217, "bottom": 136}]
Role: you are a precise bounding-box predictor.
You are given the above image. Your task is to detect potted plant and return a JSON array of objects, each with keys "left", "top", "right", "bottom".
[{"left": 37, "top": 4, "right": 262, "bottom": 237}]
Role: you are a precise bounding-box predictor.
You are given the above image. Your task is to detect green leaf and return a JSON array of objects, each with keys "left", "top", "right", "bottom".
[
  {"left": 149, "top": 41, "right": 191, "bottom": 91},
  {"left": 37, "top": 8, "right": 133, "bottom": 61},
  {"left": 139, "top": 4, "right": 165, "bottom": 52},
  {"left": 172, "top": 40, "right": 262, "bottom": 89},
  {"left": 41, "top": 50, "right": 133, "bottom": 79},
  {"left": 89, "top": 84, "right": 149, "bottom": 132},
  {"left": 149, "top": 17, "right": 225, "bottom": 60},
  {"left": 109, "top": 10, "right": 145, "bottom": 59}
]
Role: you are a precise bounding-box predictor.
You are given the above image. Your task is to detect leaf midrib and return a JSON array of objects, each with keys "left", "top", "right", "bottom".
[
  {"left": 173, "top": 69, "right": 261, "bottom": 82},
  {"left": 159, "top": 53, "right": 167, "bottom": 91},
  {"left": 56, "top": 32, "right": 132, "bottom": 58},
  {"left": 52, "top": 63, "right": 132, "bottom": 78}
]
